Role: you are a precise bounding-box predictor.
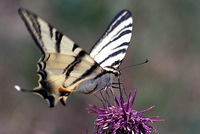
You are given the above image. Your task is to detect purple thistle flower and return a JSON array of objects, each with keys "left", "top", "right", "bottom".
[{"left": 87, "top": 88, "right": 164, "bottom": 134}]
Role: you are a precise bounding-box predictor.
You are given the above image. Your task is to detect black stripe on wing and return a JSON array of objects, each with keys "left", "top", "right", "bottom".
[
  {"left": 37, "top": 54, "right": 50, "bottom": 87},
  {"left": 90, "top": 10, "right": 132, "bottom": 53},
  {"left": 71, "top": 62, "right": 99, "bottom": 85},
  {"left": 18, "top": 8, "right": 45, "bottom": 54},
  {"left": 49, "top": 24, "right": 53, "bottom": 38},
  {"left": 55, "top": 31, "right": 63, "bottom": 53},
  {"left": 89, "top": 9, "right": 132, "bottom": 70},
  {"left": 104, "top": 10, "right": 132, "bottom": 37},
  {"left": 111, "top": 29, "right": 132, "bottom": 43},
  {"left": 96, "top": 29, "right": 132, "bottom": 57},
  {"left": 37, "top": 64, "right": 47, "bottom": 80},
  {"left": 98, "top": 48, "right": 127, "bottom": 65},
  {"left": 112, "top": 42, "right": 129, "bottom": 50},
  {"left": 72, "top": 43, "right": 79, "bottom": 52},
  {"left": 19, "top": 8, "right": 67, "bottom": 54},
  {"left": 64, "top": 50, "right": 86, "bottom": 79}
]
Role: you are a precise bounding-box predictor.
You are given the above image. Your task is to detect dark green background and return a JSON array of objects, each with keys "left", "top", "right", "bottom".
[{"left": 0, "top": 0, "right": 199, "bottom": 133}]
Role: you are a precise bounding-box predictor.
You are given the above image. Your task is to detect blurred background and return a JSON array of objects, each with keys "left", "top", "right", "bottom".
[{"left": 0, "top": 0, "right": 200, "bottom": 134}]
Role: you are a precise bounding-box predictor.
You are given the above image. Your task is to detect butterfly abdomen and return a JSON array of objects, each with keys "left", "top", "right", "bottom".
[{"left": 77, "top": 73, "right": 112, "bottom": 94}]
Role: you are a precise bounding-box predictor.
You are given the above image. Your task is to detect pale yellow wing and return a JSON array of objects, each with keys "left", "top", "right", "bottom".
[{"left": 16, "top": 8, "right": 108, "bottom": 107}]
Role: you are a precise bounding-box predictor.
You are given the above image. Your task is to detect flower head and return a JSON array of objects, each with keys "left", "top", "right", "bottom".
[{"left": 87, "top": 88, "right": 163, "bottom": 134}]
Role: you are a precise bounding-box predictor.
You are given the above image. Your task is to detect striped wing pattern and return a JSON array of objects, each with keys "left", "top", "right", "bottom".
[
  {"left": 16, "top": 8, "right": 133, "bottom": 107},
  {"left": 90, "top": 10, "right": 132, "bottom": 70},
  {"left": 18, "top": 8, "right": 105, "bottom": 107}
]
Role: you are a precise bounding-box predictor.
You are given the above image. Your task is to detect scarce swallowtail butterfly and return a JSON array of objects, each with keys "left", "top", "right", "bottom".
[{"left": 15, "top": 8, "right": 133, "bottom": 107}]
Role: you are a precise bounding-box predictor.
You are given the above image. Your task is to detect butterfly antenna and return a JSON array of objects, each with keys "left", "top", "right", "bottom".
[{"left": 120, "top": 59, "right": 148, "bottom": 71}]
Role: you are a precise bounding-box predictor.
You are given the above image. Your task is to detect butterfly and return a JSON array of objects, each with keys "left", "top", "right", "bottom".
[{"left": 15, "top": 8, "right": 133, "bottom": 107}]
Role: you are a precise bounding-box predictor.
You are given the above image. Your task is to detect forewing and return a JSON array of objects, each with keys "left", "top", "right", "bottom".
[
  {"left": 18, "top": 8, "right": 77, "bottom": 55},
  {"left": 90, "top": 10, "right": 133, "bottom": 69}
]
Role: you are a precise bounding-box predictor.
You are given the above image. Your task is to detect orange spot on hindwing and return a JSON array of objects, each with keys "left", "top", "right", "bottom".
[{"left": 58, "top": 87, "right": 72, "bottom": 93}]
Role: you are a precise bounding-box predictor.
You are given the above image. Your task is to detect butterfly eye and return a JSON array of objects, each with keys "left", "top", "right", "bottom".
[{"left": 114, "top": 71, "right": 121, "bottom": 77}]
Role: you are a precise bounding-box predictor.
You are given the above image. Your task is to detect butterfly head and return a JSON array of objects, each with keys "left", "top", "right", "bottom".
[
  {"left": 103, "top": 66, "right": 121, "bottom": 77},
  {"left": 113, "top": 71, "right": 121, "bottom": 77}
]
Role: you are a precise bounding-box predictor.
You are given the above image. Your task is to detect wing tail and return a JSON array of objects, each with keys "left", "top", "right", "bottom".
[{"left": 15, "top": 85, "right": 70, "bottom": 107}]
